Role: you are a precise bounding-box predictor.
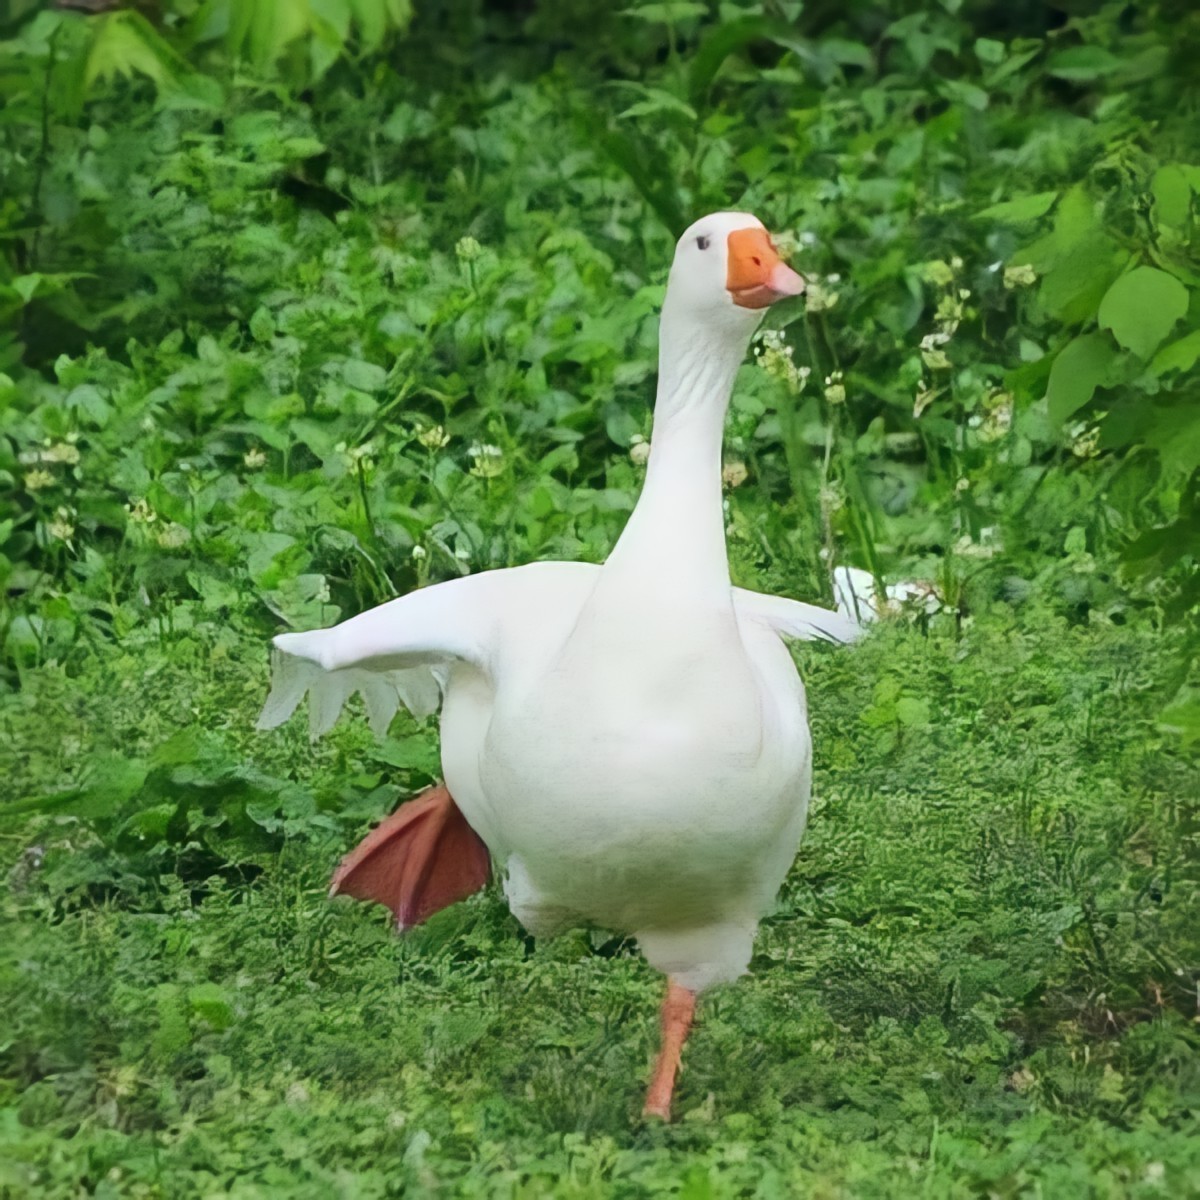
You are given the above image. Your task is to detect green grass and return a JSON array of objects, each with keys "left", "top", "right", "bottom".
[
  {"left": 2, "top": 2, "right": 1198, "bottom": 1193},
  {"left": 3, "top": 610, "right": 1197, "bottom": 1197}
]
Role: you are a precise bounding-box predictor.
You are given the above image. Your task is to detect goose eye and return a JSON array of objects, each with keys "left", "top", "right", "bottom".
[{"left": 696, "top": 235, "right": 711, "bottom": 251}]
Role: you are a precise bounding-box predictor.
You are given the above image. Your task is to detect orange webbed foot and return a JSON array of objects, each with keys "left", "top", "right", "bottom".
[{"left": 329, "top": 784, "right": 491, "bottom": 930}]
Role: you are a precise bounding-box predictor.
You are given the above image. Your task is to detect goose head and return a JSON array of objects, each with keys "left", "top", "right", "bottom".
[{"left": 661, "top": 212, "right": 805, "bottom": 337}]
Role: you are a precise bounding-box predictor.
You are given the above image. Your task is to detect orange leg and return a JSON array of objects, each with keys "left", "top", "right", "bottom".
[{"left": 642, "top": 979, "right": 697, "bottom": 1121}]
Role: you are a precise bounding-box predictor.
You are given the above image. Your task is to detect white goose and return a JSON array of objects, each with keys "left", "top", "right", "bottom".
[{"left": 259, "top": 212, "right": 865, "bottom": 1119}]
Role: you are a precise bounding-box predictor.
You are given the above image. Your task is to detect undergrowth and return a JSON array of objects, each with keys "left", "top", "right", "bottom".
[
  {"left": 3, "top": 613, "right": 1198, "bottom": 1197},
  {"left": 2, "top": 0, "right": 1199, "bottom": 1195}
]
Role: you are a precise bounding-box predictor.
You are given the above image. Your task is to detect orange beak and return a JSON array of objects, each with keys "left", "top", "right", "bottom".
[{"left": 726, "top": 228, "right": 806, "bottom": 309}]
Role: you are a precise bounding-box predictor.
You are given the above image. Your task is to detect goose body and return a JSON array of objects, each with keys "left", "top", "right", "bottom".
[{"left": 260, "top": 212, "right": 863, "bottom": 1115}]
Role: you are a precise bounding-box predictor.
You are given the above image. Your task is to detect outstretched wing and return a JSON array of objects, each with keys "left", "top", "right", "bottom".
[
  {"left": 258, "top": 561, "right": 876, "bottom": 740},
  {"left": 733, "top": 588, "right": 864, "bottom": 645},
  {"left": 257, "top": 571, "right": 499, "bottom": 739}
]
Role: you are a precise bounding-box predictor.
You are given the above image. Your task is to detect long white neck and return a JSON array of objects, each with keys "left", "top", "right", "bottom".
[{"left": 604, "top": 304, "right": 755, "bottom": 594}]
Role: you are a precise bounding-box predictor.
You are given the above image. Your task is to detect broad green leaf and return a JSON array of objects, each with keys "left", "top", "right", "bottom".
[
  {"left": 618, "top": 88, "right": 697, "bottom": 122},
  {"left": 12, "top": 274, "right": 42, "bottom": 303},
  {"left": 369, "top": 737, "right": 440, "bottom": 774},
  {"left": 938, "top": 79, "right": 989, "bottom": 111},
  {"left": 1152, "top": 165, "right": 1192, "bottom": 229},
  {"left": 153, "top": 986, "right": 192, "bottom": 1057},
  {"left": 1098, "top": 267, "right": 1189, "bottom": 359},
  {"left": 350, "top": 0, "right": 386, "bottom": 46},
  {"left": 1051, "top": 183, "right": 1098, "bottom": 244},
  {"left": 1151, "top": 329, "right": 1200, "bottom": 377},
  {"left": 3, "top": 756, "right": 147, "bottom": 821},
  {"left": 895, "top": 697, "right": 931, "bottom": 728},
  {"left": 1045, "top": 46, "right": 1122, "bottom": 81},
  {"left": 1141, "top": 403, "right": 1200, "bottom": 477},
  {"left": 342, "top": 359, "right": 388, "bottom": 392},
  {"left": 310, "top": 0, "right": 353, "bottom": 40},
  {"left": 1044, "top": 333, "right": 1115, "bottom": 423},
  {"left": 822, "top": 38, "right": 873, "bottom": 69},
  {"left": 986, "top": 45, "right": 1040, "bottom": 85},
  {"left": 124, "top": 802, "right": 176, "bottom": 843},
  {"left": 974, "top": 192, "right": 1057, "bottom": 224},
  {"left": 1036, "top": 233, "right": 1124, "bottom": 325},
  {"left": 85, "top": 11, "right": 193, "bottom": 93},
  {"left": 249, "top": 307, "right": 276, "bottom": 344},
  {"left": 974, "top": 37, "right": 1005, "bottom": 64},
  {"left": 240, "top": 0, "right": 310, "bottom": 72}
]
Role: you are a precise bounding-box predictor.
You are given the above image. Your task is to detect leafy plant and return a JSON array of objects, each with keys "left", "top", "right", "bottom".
[{"left": 1, "top": 1, "right": 1198, "bottom": 1191}]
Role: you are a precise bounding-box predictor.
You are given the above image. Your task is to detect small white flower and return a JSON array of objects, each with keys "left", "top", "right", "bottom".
[
  {"left": 24, "top": 468, "right": 54, "bottom": 491},
  {"left": 954, "top": 533, "right": 998, "bottom": 559},
  {"left": 629, "top": 435, "right": 651, "bottom": 466},
  {"left": 468, "top": 442, "right": 504, "bottom": 478},
  {"left": 152, "top": 522, "right": 191, "bottom": 549},
  {"left": 41, "top": 442, "right": 80, "bottom": 466},
  {"left": 417, "top": 424, "right": 451, "bottom": 450},
  {"left": 936, "top": 294, "right": 965, "bottom": 325},
  {"left": 823, "top": 370, "right": 846, "bottom": 405},
  {"left": 1003, "top": 263, "right": 1037, "bottom": 290},
  {"left": 722, "top": 461, "right": 748, "bottom": 489},
  {"left": 411, "top": 545, "right": 427, "bottom": 561},
  {"left": 47, "top": 507, "right": 75, "bottom": 541},
  {"left": 921, "top": 260, "right": 955, "bottom": 287},
  {"left": 978, "top": 390, "right": 1013, "bottom": 443},
  {"left": 1069, "top": 423, "right": 1101, "bottom": 459},
  {"left": 805, "top": 280, "right": 839, "bottom": 313},
  {"left": 243, "top": 447, "right": 267, "bottom": 470},
  {"left": 455, "top": 236, "right": 483, "bottom": 263},
  {"left": 754, "top": 331, "right": 809, "bottom": 393},
  {"left": 819, "top": 484, "right": 844, "bottom": 513}
]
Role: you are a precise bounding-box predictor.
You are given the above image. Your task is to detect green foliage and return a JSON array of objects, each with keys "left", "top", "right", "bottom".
[
  {"left": 0, "top": 0, "right": 1198, "bottom": 1192},
  {"left": 2, "top": 613, "right": 1198, "bottom": 1194}
]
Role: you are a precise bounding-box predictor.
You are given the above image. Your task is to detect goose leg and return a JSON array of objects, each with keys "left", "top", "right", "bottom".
[{"left": 642, "top": 978, "right": 696, "bottom": 1120}]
